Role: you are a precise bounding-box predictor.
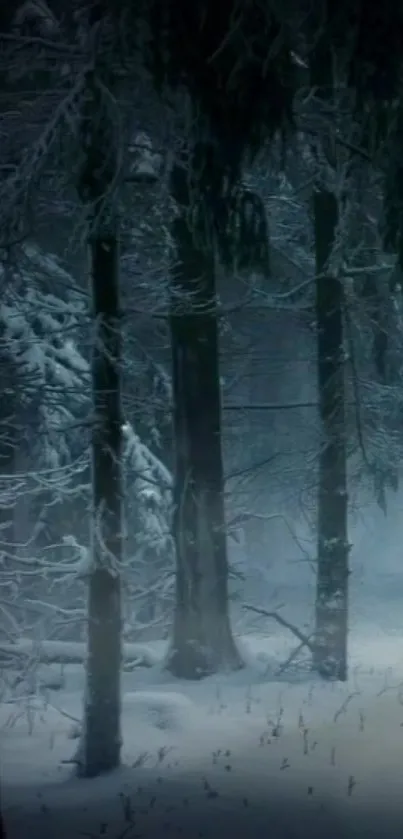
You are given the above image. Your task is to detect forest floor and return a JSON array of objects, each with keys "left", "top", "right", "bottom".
[{"left": 2, "top": 624, "right": 403, "bottom": 838}]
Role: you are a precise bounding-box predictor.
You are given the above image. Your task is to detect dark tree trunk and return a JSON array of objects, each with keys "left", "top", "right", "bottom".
[
  {"left": 79, "top": 230, "right": 123, "bottom": 777},
  {"left": 76, "top": 9, "right": 123, "bottom": 773},
  {"left": 313, "top": 189, "right": 349, "bottom": 681},
  {"left": 165, "top": 158, "right": 242, "bottom": 679}
]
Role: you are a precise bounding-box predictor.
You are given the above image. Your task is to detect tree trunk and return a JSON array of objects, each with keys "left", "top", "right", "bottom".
[
  {"left": 313, "top": 188, "right": 349, "bottom": 681},
  {"left": 78, "top": 231, "right": 123, "bottom": 776},
  {"left": 74, "top": 2, "right": 124, "bottom": 777},
  {"left": 165, "top": 158, "right": 242, "bottom": 679}
]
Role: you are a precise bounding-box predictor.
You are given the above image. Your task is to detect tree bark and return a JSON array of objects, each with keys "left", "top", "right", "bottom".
[
  {"left": 76, "top": 12, "right": 123, "bottom": 770},
  {"left": 313, "top": 188, "right": 349, "bottom": 681},
  {"left": 78, "top": 231, "right": 123, "bottom": 776},
  {"left": 165, "top": 158, "right": 242, "bottom": 679}
]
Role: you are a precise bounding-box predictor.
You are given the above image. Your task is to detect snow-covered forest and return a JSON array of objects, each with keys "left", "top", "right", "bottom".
[{"left": 2, "top": 2, "right": 403, "bottom": 838}]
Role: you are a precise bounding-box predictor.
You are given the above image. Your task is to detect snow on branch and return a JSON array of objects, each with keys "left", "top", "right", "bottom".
[{"left": 123, "top": 420, "right": 173, "bottom": 559}]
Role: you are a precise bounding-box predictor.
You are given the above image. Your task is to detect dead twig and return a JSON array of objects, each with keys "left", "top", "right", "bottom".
[
  {"left": 275, "top": 639, "right": 312, "bottom": 677},
  {"left": 243, "top": 603, "right": 315, "bottom": 652},
  {"left": 333, "top": 691, "right": 361, "bottom": 723}
]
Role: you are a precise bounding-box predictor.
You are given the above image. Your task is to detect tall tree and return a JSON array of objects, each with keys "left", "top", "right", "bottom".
[
  {"left": 312, "top": 189, "right": 348, "bottom": 680},
  {"left": 147, "top": 1, "right": 293, "bottom": 677},
  {"left": 308, "top": 25, "right": 349, "bottom": 680},
  {"left": 76, "top": 6, "right": 123, "bottom": 776},
  {"left": 304, "top": 0, "right": 403, "bottom": 679},
  {"left": 166, "top": 150, "right": 242, "bottom": 678}
]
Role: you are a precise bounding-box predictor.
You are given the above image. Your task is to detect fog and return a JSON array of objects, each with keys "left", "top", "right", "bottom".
[
  {"left": 1, "top": 3, "right": 403, "bottom": 835},
  {"left": 2, "top": 258, "right": 403, "bottom": 838},
  {"left": 3, "top": 484, "right": 403, "bottom": 838}
]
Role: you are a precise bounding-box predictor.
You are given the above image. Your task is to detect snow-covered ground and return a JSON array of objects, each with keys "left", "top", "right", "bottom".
[{"left": 2, "top": 628, "right": 403, "bottom": 838}]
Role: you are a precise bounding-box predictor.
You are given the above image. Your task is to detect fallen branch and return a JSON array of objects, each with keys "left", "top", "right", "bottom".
[
  {"left": 46, "top": 701, "right": 80, "bottom": 724},
  {"left": 274, "top": 639, "right": 312, "bottom": 677},
  {"left": 0, "top": 639, "right": 160, "bottom": 668},
  {"left": 243, "top": 604, "right": 315, "bottom": 653}
]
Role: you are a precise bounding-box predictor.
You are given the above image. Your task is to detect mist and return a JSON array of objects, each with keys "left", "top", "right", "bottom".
[{"left": 2, "top": 1, "right": 403, "bottom": 838}]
